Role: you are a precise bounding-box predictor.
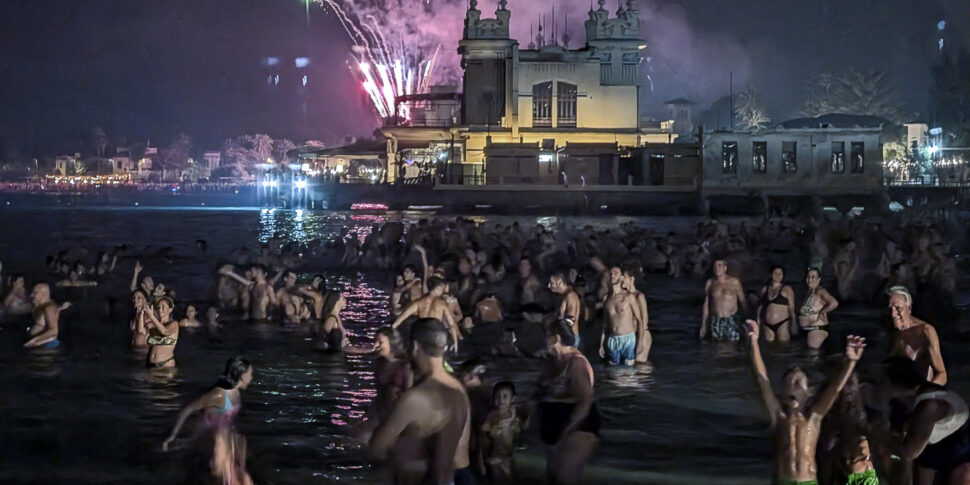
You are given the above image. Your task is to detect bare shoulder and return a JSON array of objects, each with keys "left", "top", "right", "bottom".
[{"left": 920, "top": 320, "right": 940, "bottom": 339}]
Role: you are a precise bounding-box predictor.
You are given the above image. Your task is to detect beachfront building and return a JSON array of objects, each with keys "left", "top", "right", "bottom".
[
  {"left": 293, "top": 0, "right": 676, "bottom": 187},
  {"left": 701, "top": 114, "right": 889, "bottom": 206}
]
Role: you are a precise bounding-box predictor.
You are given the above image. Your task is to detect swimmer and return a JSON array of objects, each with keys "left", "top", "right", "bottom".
[
  {"left": 699, "top": 259, "right": 747, "bottom": 341},
  {"left": 600, "top": 273, "right": 639, "bottom": 366},
  {"left": 391, "top": 277, "right": 460, "bottom": 353},
  {"left": 369, "top": 318, "right": 471, "bottom": 485},
  {"left": 219, "top": 265, "right": 280, "bottom": 320},
  {"left": 537, "top": 320, "right": 598, "bottom": 485},
  {"left": 479, "top": 381, "right": 523, "bottom": 483},
  {"left": 549, "top": 272, "right": 582, "bottom": 348},
  {"left": 163, "top": 356, "right": 254, "bottom": 451},
  {"left": 56, "top": 264, "right": 98, "bottom": 288},
  {"left": 475, "top": 294, "right": 503, "bottom": 324},
  {"left": 179, "top": 304, "right": 201, "bottom": 328},
  {"left": 206, "top": 307, "right": 221, "bottom": 332},
  {"left": 887, "top": 286, "right": 946, "bottom": 385},
  {"left": 798, "top": 267, "right": 838, "bottom": 350},
  {"left": 517, "top": 258, "right": 542, "bottom": 308},
  {"left": 130, "top": 290, "right": 150, "bottom": 348},
  {"left": 24, "top": 283, "right": 63, "bottom": 348},
  {"left": 758, "top": 265, "right": 797, "bottom": 343},
  {"left": 492, "top": 328, "right": 520, "bottom": 357},
  {"left": 745, "top": 320, "right": 865, "bottom": 485},
  {"left": 2, "top": 275, "right": 32, "bottom": 316},
  {"left": 144, "top": 296, "right": 179, "bottom": 368},
  {"left": 620, "top": 269, "right": 651, "bottom": 363},
  {"left": 313, "top": 292, "right": 350, "bottom": 352},
  {"left": 886, "top": 356, "right": 970, "bottom": 485}
]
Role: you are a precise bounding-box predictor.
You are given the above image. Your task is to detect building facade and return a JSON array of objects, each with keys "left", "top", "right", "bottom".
[
  {"left": 702, "top": 115, "right": 888, "bottom": 197},
  {"left": 377, "top": 0, "right": 674, "bottom": 185}
]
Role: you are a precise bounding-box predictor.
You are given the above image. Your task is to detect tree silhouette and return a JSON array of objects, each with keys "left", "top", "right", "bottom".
[{"left": 802, "top": 68, "right": 905, "bottom": 122}]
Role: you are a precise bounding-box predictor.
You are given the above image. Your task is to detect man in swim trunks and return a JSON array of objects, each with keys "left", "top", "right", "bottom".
[
  {"left": 745, "top": 320, "right": 866, "bottom": 485},
  {"left": 699, "top": 259, "right": 747, "bottom": 341},
  {"left": 549, "top": 272, "right": 582, "bottom": 348},
  {"left": 24, "top": 283, "right": 62, "bottom": 348},
  {"left": 599, "top": 274, "right": 639, "bottom": 366},
  {"left": 392, "top": 278, "right": 460, "bottom": 353},
  {"left": 887, "top": 286, "right": 947, "bottom": 385},
  {"left": 370, "top": 318, "right": 471, "bottom": 485},
  {"left": 621, "top": 268, "right": 651, "bottom": 363}
]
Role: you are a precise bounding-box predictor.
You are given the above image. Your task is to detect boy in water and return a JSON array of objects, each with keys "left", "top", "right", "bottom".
[{"left": 479, "top": 381, "right": 523, "bottom": 484}]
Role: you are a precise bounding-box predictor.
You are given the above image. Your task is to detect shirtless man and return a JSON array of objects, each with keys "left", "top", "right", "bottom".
[
  {"left": 549, "top": 273, "right": 582, "bottom": 348},
  {"left": 599, "top": 274, "right": 640, "bottom": 366},
  {"left": 220, "top": 265, "right": 279, "bottom": 320},
  {"left": 700, "top": 259, "right": 747, "bottom": 341},
  {"left": 517, "top": 258, "right": 542, "bottom": 308},
  {"left": 369, "top": 318, "right": 471, "bottom": 485},
  {"left": 887, "top": 286, "right": 947, "bottom": 385},
  {"left": 745, "top": 320, "right": 866, "bottom": 485},
  {"left": 25, "top": 284, "right": 62, "bottom": 348},
  {"left": 474, "top": 294, "right": 503, "bottom": 323},
  {"left": 392, "top": 278, "right": 460, "bottom": 352},
  {"left": 622, "top": 269, "right": 651, "bottom": 363}
]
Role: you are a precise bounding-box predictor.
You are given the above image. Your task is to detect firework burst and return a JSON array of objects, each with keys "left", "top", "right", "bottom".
[{"left": 315, "top": 0, "right": 441, "bottom": 121}]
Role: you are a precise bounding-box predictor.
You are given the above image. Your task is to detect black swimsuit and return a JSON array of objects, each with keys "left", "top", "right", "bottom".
[{"left": 762, "top": 288, "right": 791, "bottom": 334}]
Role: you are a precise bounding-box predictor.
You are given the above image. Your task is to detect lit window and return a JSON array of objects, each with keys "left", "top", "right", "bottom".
[
  {"left": 557, "top": 82, "right": 577, "bottom": 128},
  {"left": 532, "top": 82, "right": 552, "bottom": 127},
  {"left": 831, "top": 142, "right": 845, "bottom": 173},
  {"left": 752, "top": 141, "right": 767, "bottom": 174},
  {"left": 782, "top": 141, "right": 797, "bottom": 173},
  {"left": 851, "top": 142, "right": 865, "bottom": 173},
  {"left": 722, "top": 142, "right": 738, "bottom": 174}
]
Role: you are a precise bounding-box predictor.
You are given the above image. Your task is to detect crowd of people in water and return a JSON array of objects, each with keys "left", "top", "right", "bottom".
[{"left": 2, "top": 211, "right": 969, "bottom": 485}]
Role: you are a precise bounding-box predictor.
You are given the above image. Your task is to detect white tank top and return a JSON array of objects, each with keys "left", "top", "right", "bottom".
[{"left": 915, "top": 390, "right": 969, "bottom": 444}]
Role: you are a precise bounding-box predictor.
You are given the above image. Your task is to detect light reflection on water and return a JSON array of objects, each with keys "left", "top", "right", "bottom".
[{"left": 2, "top": 207, "right": 969, "bottom": 484}]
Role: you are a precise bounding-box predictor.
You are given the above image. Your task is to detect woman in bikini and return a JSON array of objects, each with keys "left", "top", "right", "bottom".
[
  {"left": 130, "top": 290, "right": 150, "bottom": 349},
  {"left": 144, "top": 296, "right": 179, "bottom": 368},
  {"left": 163, "top": 357, "right": 255, "bottom": 485},
  {"left": 757, "top": 266, "right": 797, "bottom": 343},
  {"left": 536, "top": 320, "right": 598, "bottom": 485},
  {"left": 2, "top": 275, "right": 32, "bottom": 316},
  {"left": 798, "top": 267, "right": 839, "bottom": 350},
  {"left": 312, "top": 292, "right": 350, "bottom": 352}
]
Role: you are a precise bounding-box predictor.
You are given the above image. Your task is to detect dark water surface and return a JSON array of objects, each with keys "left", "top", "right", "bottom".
[{"left": 1, "top": 206, "right": 969, "bottom": 484}]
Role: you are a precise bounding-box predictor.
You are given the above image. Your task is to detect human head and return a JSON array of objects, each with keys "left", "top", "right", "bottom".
[
  {"left": 545, "top": 318, "right": 577, "bottom": 350},
  {"left": 518, "top": 258, "right": 532, "bottom": 277},
  {"left": 251, "top": 265, "right": 267, "bottom": 280},
  {"left": 375, "top": 326, "right": 406, "bottom": 359},
  {"left": 30, "top": 283, "right": 51, "bottom": 305},
  {"left": 769, "top": 265, "right": 785, "bottom": 284},
  {"left": 806, "top": 267, "right": 821, "bottom": 289},
  {"left": 283, "top": 271, "right": 297, "bottom": 287},
  {"left": 609, "top": 267, "right": 622, "bottom": 286},
  {"left": 215, "top": 356, "right": 253, "bottom": 390},
  {"left": 713, "top": 259, "right": 728, "bottom": 277},
  {"left": 409, "top": 318, "right": 449, "bottom": 370},
  {"left": 402, "top": 265, "right": 416, "bottom": 282},
  {"left": 427, "top": 277, "right": 447, "bottom": 296},
  {"left": 156, "top": 297, "right": 175, "bottom": 320},
  {"left": 131, "top": 289, "right": 148, "bottom": 310},
  {"left": 311, "top": 274, "right": 326, "bottom": 291},
  {"left": 186, "top": 305, "right": 197, "bottom": 319},
  {"left": 492, "top": 381, "right": 516, "bottom": 407},
  {"left": 12, "top": 275, "right": 25, "bottom": 289},
  {"left": 781, "top": 366, "right": 811, "bottom": 411},
  {"left": 394, "top": 274, "right": 405, "bottom": 287},
  {"left": 548, "top": 272, "right": 568, "bottom": 294},
  {"left": 887, "top": 286, "right": 913, "bottom": 329}
]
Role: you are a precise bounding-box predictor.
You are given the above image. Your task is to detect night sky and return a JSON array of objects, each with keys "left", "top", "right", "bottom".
[{"left": 0, "top": 0, "right": 967, "bottom": 158}]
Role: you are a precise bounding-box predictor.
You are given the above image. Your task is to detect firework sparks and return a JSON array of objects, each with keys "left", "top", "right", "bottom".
[{"left": 315, "top": 0, "right": 439, "bottom": 121}]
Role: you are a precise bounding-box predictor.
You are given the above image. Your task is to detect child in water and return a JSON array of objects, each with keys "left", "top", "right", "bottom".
[{"left": 479, "top": 381, "right": 523, "bottom": 483}]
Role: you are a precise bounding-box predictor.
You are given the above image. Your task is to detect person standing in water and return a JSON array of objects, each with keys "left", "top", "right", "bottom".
[
  {"left": 758, "top": 266, "right": 797, "bottom": 343},
  {"left": 549, "top": 273, "right": 582, "bottom": 348},
  {"left": 24, "top": 283, "right": 63, "bottom": 348},
  {"left": 886, "top": 286, "right": 947, "bottom": 386},
  {"left": 744, "top": 319, "right": 865, "bottom": 485},
  {"left": 144, "top": 297, "right": 179, "bottom": 369},
  {"left": 369, "top": 318, "right": 471, "bottom": 485},
  {"left": 798, "top": 267, "right": 839, "bottom": 350},
  {"left": 700, "top": 259, "right": 747, "bottom": 341}
]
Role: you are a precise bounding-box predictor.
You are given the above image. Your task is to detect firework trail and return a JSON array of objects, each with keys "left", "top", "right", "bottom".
[{"left": 315, "top": 0, "right": 443, "bottom": 121}]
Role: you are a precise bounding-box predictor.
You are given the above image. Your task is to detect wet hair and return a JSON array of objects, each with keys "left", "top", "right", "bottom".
[
  {"left": 492, "top": 381, "right": 516, "bottom": 399},
  {"left": 376, "top": 326, "right": 406, "bottom": 358},
  {"left": 283, "top": 270, "right": 297, "bottom": 280},
  {"left": 403, "top": 264, "right": 416, "bottom": 274},
  {"left": 547, "top": 319, "right": 577, "bottom": 347},
  {"left": 886, "top": 286, "right": 912, "bottom": 307},
  {"left": 409, "top": 318, "right": 449, "bottom": 357},
  {"left": 549, "top": 272, "right": 567, "bottom": 284},
  {"left": 884, "top": 356, "right": 932, "bottom": 390},
  {"left": 131, "top": 289, "right": 148, "bottom": 301},
  {"left": 427, "top": 277, "right": 446, "bottom": 291},
  {"left": 214, "top": 356, "right": 251, "bottom": 390},
  {"left": 806, "top": 266, "right": 822, "bottom": 278},
  {"left": 769, "top": 264, "right": 785, "bottom": 275},
  {"left": 311, "top": 274, "right": 326, "bottom": 290}
]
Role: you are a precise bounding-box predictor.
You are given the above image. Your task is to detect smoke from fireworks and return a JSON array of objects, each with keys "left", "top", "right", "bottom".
[{"left": 315, "top": 0, "right": 451, "bottom": 121}]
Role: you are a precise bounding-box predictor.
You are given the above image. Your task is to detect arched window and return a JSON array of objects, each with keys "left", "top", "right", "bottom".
[
  {"left": 557, "top": 82, "right": 577, "bottom": 128},
  {"left": 532, "top": 82, "right": 552, "bottom": 127}
]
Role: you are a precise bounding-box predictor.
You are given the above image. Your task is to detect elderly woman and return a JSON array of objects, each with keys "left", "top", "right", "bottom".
[{"left": 798, "top": 267, "right": 839, "bottom": 350}]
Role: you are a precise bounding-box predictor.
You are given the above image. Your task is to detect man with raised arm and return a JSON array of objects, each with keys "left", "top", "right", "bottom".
[{"left": 744, "top": 319, "right": 866, "bottom": 485}]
